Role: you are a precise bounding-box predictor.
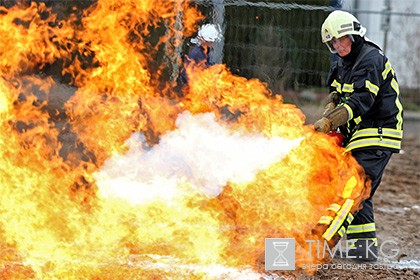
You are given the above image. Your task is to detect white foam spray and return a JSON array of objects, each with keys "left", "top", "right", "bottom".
[{"left": 95, "top": 111, "right": 302, "bottom": 204}]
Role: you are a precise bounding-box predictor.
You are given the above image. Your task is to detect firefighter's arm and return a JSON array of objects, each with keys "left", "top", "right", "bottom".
[
  {"left": 344, "top": 89, "right": 375, "bottom": 119},
  {"left": 314, "top": 106, "right": 349, "bottom": 133},
  {"left": 345, "top": 59, "right": 381, "bottom": 118}
]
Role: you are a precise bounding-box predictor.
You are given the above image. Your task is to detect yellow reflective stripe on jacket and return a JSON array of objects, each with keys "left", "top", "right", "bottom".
[
  {"left": 365, "top": 80, "right": 379, "bottom": 95},
  {"left": 322, "top": 199, "right": 354, "bottom": 241},
  {"left": 346, "top": 128, "right": 402, "bottom": 151},
  {"left": 392, "top": 78, "right": 404, "bottom": 130},
  {"left": 351, "top": 128, "right": 403, "bottom": 141},
  {"left": 342, "top": 83, "right": 353, "bottom": 93},
  {"left": 347, "top": 223, "right": 376, "bottom": 234},
  {"left": 346, "top": 138, "right": 401, "bottom": 151},
  {"left": 331, "top": 79, "right": 342, "bottom": 93},
  {"left": 343, "top": 104, "right": 353, "bottom": 120},
  {"left": 382, "top": 61, "right": 395, "bottom": 79},
  {"left": 354, "top": 116, "right": 362, "bottom": 124}
]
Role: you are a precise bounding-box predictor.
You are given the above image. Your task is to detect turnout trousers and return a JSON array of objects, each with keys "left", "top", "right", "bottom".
[{"left": 346, "top": 149, "right": 393, "bottom": 253}]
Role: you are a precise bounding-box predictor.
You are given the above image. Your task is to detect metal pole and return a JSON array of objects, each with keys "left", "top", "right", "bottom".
[
  {"left": 211, "top": 0, "right": 225, "bottom": 64},
  {"left": 382, "top": 0, "right": 391, "bottom": 52},
  {"left": 168, "top": 0, "right": 184, "bottom": 82},
  {"left": 353, "top": 0, "right": 360, "bottom": 18}
]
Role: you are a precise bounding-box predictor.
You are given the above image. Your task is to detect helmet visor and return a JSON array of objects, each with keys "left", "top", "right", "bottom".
[
  {"left": 325, "top": 35, "right": 354, "bottom": 53},
  {"left": 325, "top": 39, "right": 337, "bottom": 54}
]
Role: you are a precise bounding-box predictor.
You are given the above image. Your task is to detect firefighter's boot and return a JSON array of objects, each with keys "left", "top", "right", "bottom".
[{"left": 347, "top": 239, "right": 378, "bottom": 262}]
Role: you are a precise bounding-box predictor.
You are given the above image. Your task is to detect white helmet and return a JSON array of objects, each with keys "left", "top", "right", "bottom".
[
  {"left": 197, "top": 24, "right": 221, "bottom": 42},
  {"left": 321, "top": 10, "right": 367, "bottom": 53}
]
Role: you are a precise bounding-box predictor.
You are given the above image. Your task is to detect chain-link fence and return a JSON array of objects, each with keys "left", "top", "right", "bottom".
[
  {"left": 2, "top": 0, "right": 419, "bottom": 108},
  {"left": 223, "top": 1, "right": 330, "bottom": 93},
  {"left": 194, "top": 0, "right": 420, "bottom": 108}
]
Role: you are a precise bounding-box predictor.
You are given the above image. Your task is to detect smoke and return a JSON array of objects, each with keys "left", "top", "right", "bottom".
[{"left": 95, "top": 111, "right": 302, "bottom": 204}]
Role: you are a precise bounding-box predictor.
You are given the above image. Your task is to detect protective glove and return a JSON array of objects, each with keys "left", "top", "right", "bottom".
[
  {"left": 323, "top": 91, "right": 340, "bottom": 116},
  {"left": 326, "top": 91, "right": 341, "bottom": 105},
  {"left": 314, "top": 117, "right": 332, "bottom": 133},
  {"left": 314, "top": 105, "right": 349, "bottom": 133},
  {"left": 323, "top": 102, "right": 337, "bottom": 116}
]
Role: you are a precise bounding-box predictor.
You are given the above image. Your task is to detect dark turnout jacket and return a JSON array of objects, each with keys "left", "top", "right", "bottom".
[{"left": 327, "top": 40, "right": 404, "bottom": 153}]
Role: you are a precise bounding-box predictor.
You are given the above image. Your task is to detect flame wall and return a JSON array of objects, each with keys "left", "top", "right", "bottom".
[{"left": 0, "top": 1, "right": 369, "bottom": 279}]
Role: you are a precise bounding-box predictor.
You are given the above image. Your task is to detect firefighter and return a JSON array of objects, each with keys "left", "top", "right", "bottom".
[
  {"left": 314, "top": 10, "right": 404, "bottom": 262},
  {"left": 178, "top": 23, "right": 221, "bottom": 86}
]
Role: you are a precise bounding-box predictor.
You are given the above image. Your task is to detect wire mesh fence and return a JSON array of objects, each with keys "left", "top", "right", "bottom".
[
  {"left": 1, "top": 0, "right": 419, "bottom": 108},
  {"left": 194, "top": 0, "right": 420, "bottom": 108},
  {"left": 222, "top": 1, "right": 331, "bottom": 93}
]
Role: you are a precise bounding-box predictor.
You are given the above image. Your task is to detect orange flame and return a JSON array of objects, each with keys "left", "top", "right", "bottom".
[{"left": 0, "top": 1, "right": 369, "bottom": 278}]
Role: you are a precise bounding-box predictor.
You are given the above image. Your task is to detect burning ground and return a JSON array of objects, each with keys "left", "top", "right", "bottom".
[{"left": 0, "top": 1, "right": 375, "bottom": 279}]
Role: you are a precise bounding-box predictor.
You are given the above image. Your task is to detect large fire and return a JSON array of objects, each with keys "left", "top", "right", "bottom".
[{"left": 0, "top": 1, "right": 370, "bottom": 279}]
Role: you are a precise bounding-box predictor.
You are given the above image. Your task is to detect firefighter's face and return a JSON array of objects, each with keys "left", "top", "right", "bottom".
[
  {"left": 331, "top": 35, "right": 352, "bottom": 57},
  {"left": 202, "top": 40, "right": 215, "bottom": 47}
]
